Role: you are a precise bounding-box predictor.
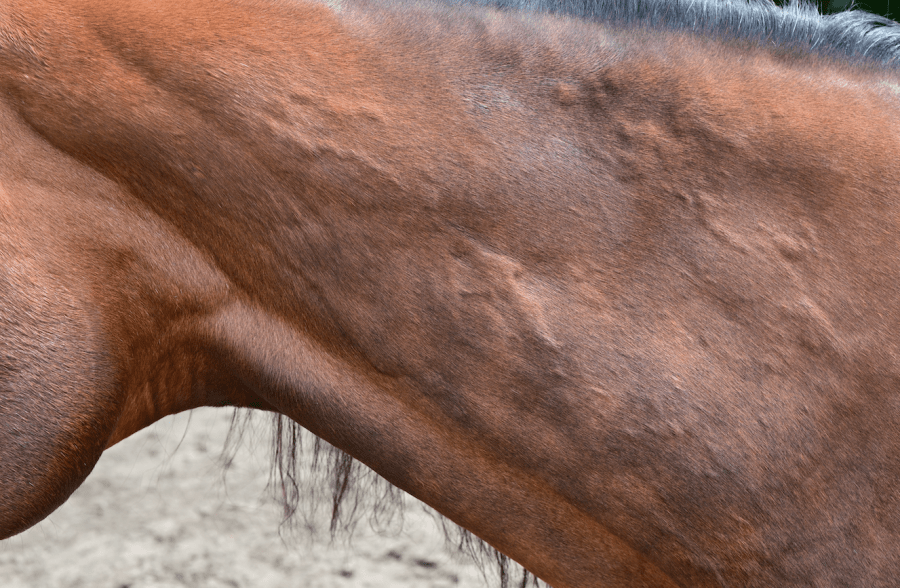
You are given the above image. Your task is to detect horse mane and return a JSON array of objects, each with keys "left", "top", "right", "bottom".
[
  {"left": 223, "top": 410, "right": 541, "bottom": 587},
  {"left": 216, "top": 1, "right": 898, "bottom": 587},
  {"left": 452, "top": 0, "right": 900, "bottom": 65}
]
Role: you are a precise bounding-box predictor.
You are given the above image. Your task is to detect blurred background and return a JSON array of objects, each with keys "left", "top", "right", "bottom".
[
  {"left": 781, "top": 0, "right": 895, "bottom": 20},
  {"left": 0, "top": 409, "right": 489, "bottom": 588}
]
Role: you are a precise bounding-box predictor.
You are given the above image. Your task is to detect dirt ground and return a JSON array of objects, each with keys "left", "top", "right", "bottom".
[{"left": 0, "top": 408, "right": 492, "bottom": 588}]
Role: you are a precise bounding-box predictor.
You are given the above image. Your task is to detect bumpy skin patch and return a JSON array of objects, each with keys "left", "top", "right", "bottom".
[{"left": 2, "top": 1, "right": 900, "bottom": 587}]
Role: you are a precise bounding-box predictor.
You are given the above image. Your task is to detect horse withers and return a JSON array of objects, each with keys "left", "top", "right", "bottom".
[{"left": 2, "top": 0, "right": 900, "bottom": 586}]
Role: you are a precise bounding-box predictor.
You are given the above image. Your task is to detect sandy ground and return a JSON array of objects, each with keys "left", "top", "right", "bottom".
[{"left": 0, "top": 408, "right": 494, "bottom": 588}]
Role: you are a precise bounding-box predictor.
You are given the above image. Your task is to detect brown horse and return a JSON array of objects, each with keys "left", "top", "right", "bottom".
[{"left": 2, "top": 0, "right": 900, "bottom": 585}]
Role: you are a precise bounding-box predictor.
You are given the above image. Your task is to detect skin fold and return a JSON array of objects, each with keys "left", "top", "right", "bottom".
[{"left": 1, "top": 1, "right": 900, "bottom": 586}]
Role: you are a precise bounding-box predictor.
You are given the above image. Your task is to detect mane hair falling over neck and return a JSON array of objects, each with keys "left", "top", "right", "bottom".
[{"left": 2, "top": 1, "right": 900, "bottom": 587}]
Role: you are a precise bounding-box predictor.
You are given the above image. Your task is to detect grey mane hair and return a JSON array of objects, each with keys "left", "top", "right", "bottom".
[
  {"left": 452, "top": 0, "right": 900, "bottom": 65},
  {"left": 221, "top": 1, "right": 896, "bottom": 588},
  {"left": 221, "top": 410, "right": 539, "bottom": 587}
]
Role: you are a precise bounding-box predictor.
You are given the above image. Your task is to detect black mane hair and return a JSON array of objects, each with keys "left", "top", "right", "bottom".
[
  {"left": 224, "top": 2, "right": 898, "bottom": 588},
  {"left": 456, "top": 0, "right": 900, "bottom": 65}
]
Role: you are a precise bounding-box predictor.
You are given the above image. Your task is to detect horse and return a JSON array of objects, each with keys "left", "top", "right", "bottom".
[{"left": 2, "top": 0, "right": 900, "bottom": 585}]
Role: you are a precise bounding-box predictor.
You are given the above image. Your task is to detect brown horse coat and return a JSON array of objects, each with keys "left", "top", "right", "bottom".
[{"left": 2, "top": 0, "right": 900, "bottom": 586}]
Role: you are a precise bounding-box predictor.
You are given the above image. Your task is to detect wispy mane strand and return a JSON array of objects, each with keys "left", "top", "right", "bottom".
[
  {"left": 224, "top": 1, "right": 897, "bottom": 587},
  {"left": 223, "top": 411, "right": 540, "bottom": 587},
  {"left": 445, "top": 0, "right": 900, "bottom": 65}
]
